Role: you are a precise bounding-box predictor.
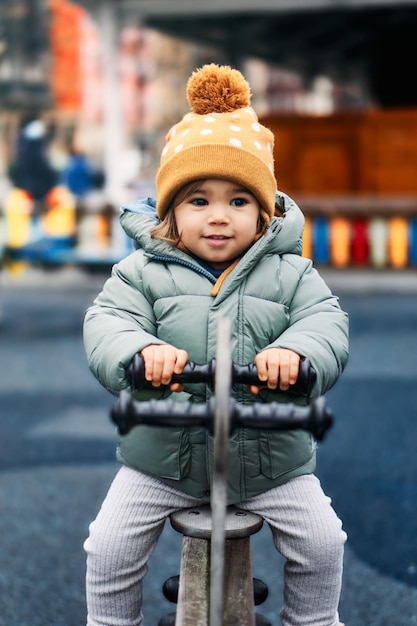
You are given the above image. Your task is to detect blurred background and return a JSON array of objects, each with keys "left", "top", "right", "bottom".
[
  {"left": 2, "top": 0, "right": 417, "bottom": 271},
  {"left": 1, "top": 2, "right": 417, "bottom": 626}
]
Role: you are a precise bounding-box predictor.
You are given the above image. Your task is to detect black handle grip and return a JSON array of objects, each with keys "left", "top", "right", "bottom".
[
  {"left": 127, "top": 354, "right": 216, "bottom": 388},
  {"left": 127, "top": 355, "right": 316, "bottom": 397},
  {"left": 111, "top": 392, "right": 332, "bottom": 441},
  {"left": 231, "top": 357, "right": 316, "bottom": 397}
]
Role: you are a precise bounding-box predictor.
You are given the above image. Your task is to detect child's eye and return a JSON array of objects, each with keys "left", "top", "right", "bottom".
[
  {"left": 231, "top": 198, "right": 247, "bottom": 207},
  {"left": 190, "top": 198, "right": 208, "bottom": 206}
]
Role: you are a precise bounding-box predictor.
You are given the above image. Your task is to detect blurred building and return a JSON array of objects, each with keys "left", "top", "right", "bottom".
[
  {"left": 0, "top": 0, "right": 50, "bottom": 109},
  {"left": 0, "top": 0, "right": 370, "bottom": 180},
  {"left": 0, "top": 0, "right": 226, "bottom": 193},
  {"left": 2, "top": 0, "right": 417, "bottom": 269},
  {"left": 0, "top": 0, "right": 50, "bottom": 180}
]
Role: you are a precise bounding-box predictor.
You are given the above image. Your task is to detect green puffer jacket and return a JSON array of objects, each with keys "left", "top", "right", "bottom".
[{"left": 83, "top": 191, "right": 349, "bottom": 503}]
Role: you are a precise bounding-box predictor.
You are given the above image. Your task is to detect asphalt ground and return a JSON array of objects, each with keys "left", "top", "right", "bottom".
[{"left": 0, "top": 265, "right": 416, "bottom": 626}]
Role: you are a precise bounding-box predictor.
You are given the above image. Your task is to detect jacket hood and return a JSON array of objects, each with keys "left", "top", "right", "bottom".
[{"left": 120, "top": 190, "right": 305, "bottom": 257}]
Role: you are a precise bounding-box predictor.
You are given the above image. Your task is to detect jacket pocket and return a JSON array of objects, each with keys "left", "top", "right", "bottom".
[
  {"left": 116, "top": 426, "right": 191, "bottom": 481},
  {"left": 259, "top": 430, "right": 315, "bottom": 480}
]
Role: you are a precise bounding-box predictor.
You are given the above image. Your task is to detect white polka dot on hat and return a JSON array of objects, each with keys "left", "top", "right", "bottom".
[{"left": 156, "top": 64, "right": 277, "bottom": 221}]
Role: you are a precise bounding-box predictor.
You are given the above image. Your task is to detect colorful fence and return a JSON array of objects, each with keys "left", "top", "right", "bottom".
[
  {"left": 300, "top": 197, "right": 417, "bottom": 268},
  {"left": 2, "top": 192, "right": 417, "bottom": 272}
]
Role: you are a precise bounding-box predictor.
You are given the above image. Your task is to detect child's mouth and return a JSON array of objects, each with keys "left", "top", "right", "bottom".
[{"left": 205, "top": 235, "right": 231, "bottom": 246}]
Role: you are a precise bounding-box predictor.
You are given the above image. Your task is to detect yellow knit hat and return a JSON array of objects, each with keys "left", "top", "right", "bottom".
[{"left": 155, "top": 64, "right": 277, "bottom": 221}]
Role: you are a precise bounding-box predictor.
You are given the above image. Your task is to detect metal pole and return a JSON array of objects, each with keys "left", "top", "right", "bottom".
[
  {"left": 97, "top": 0, "right": 126, "bottom": 206},
  {"left": 210, "top": 317, "right": 232, "bottom": 626}
]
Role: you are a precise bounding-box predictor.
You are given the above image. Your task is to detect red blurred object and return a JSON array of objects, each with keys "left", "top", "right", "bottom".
[
  {"left": 351, "top": 218, "right": 369, "bottom": 265},
  {"left": 49, "top": 0, "right": 84, "bottom": 112}
]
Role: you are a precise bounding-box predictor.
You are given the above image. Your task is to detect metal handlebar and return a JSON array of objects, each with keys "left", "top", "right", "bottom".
[
  {"left": 111, "top": 392, "right": 333, "bottom": 441},
  {"left": 127, "top": 354, "right": 317, "bottom": 397}
]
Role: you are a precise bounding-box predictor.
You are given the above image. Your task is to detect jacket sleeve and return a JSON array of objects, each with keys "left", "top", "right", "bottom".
[
  {"left": 266, "top": 256, "right": 349, "bottom": 395},
  {"left": 83, "top": 252, "right": 168, "bottom": 396}
]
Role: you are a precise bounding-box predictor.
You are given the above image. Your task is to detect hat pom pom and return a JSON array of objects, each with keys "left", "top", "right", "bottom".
[{"left": 187, "top": 64, "right": 251, "bottom": 115}]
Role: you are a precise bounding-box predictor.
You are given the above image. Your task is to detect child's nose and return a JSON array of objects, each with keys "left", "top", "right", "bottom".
[{"left": 208, "top": 205, "right": 229, "bottom": 222}]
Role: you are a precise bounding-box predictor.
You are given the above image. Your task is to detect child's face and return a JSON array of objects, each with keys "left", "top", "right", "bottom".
[{"left": 174, "top": 179, "right": 260, "bottom": 269}]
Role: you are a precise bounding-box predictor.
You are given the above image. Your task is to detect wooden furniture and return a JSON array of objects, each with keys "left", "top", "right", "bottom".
[
  {"left": 260, "top": 109, "right": 417, "bottom": 267},
  {"left": 261, "top": 108, "right": 417, "bottom": 197}
]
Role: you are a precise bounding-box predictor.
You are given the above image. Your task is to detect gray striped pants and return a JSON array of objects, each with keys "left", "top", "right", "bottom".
[{"left": 84, "top": 467, "right": 346, "bottom": 626}]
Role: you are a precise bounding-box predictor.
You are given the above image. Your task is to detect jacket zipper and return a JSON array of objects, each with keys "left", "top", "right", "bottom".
[{"left": 151, "top": 254, "right": 217, "bottom": 284}]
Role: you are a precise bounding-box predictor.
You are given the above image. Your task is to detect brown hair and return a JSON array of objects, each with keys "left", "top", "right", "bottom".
[
  {"left": 151, "top": 180, "right": 203, "bottom": 244},
  {"left": 150, "top": 179, "right": 276, "bottom": 245}
]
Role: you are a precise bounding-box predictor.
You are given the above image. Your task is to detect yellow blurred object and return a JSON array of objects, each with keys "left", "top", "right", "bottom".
[
  {"left": 4, "top": 188, "right": 33, "bottom": 247},
  {"left": 388, "top": 216, "right": 408, "bottom": 268},
  {"left": 97, "top": 213, "right": 111, "bottom": 248},
  {"left": 7, "top": 261, "right": 28, "bottom": 277},
  {"left": 330, "top": 217, "right": 350, "bottom": 267},
  {"left": 41, "top": 186, "right": 77, "bottom": 238},
  {"left": 302, "top": 216, "right": 312, "bottom": 258}
]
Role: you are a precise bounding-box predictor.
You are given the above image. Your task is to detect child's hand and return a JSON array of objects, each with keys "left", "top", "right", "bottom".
[
  {"left": 140, "top": 344, "right": 188, "bottom": 392},
  {"left": 250, "top": 348, "right": 301, "bottom": 394}
]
